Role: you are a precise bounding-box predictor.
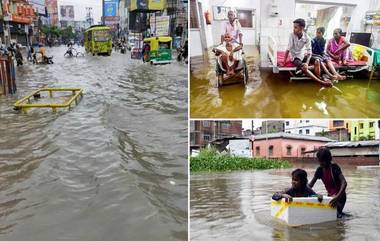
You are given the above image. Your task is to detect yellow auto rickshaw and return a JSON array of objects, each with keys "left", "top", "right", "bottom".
[{"left": 143, "top": 36, "right": 172, "bottom": 65}]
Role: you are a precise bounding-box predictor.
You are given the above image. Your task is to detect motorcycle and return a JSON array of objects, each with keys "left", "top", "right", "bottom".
[
  {"left": 120, "top": 44, "right": 126, "bottom": 54},
  {"left": 176, "top": 41, "right": 188, "bottom": 64}
]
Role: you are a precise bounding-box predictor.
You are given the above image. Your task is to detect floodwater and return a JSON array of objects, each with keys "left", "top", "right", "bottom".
[
  {"left": 190, "top": 52, "right": 380, "bottom": 118},
  {"left": 190, "top": 167, "right": 380, "bottom": 241},
  {"left": 0, "top": 46, "right": 188, "bottom": 241}
]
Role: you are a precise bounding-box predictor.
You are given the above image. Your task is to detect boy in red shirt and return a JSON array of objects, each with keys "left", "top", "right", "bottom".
[{"left": 309, "top": 148, "right": 348, "bottom": 218}]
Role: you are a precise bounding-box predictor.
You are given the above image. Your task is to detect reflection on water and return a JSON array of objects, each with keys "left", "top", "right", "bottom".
[
  {"left": 190, "top": 167, "right": 380, "bottom": 241},
  {"left": 0, "top": 46, "right": 187, "bottom": 240},
  {"left": 190, "top": 53, "right": 380, "bottom": 118}
]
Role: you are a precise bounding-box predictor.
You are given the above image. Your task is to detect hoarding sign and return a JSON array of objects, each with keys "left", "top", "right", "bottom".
[
  {"left": 150, "top": 16, "right": 170, "bottom": 36},
  {"left": 104, "top": 0, "right": 118, "bottom": 17},
  {"left": 30, "top": 0, "right": 45, "bottom": 15},
  {"left": 60, "top": 5, "right": 74, "bottom": 21},
  {"left": 130, "top": 0, "right": 166, "bottom": 11},
  {"left": 46, "top": 0, "right": 59, "bottom": 26}
]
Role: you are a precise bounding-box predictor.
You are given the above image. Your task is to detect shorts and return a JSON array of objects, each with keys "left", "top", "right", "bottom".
[
  {"left": 311, "top": 53, "right": 331, "bottom": 63},
  {"left": 292, "top": 56, "right": 308, "bottom": 69}
]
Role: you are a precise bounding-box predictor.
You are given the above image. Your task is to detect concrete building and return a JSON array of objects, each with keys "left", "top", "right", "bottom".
[
  {"left": 351, "top": 120, "right": 379, "bottom": 141},
  {"left": 316, "top": 128, "right": 350, "bottom": 141},
  {"left": 250, "top": 132, "right": 334, "bottom": 158},
  {"left": 190, "top": 120, "right": 242, "bottom": 149},
  {"left": 329, "top": 120, "right": 351, "bottom": 132},
  {"left": 259, "top": 120, "right": 285, "bottom": 134},
  {"left": 1, "top": 0, "right": 35, "bottom": 45},
  {"left": 285, "top": 120, "right": 329, "bottom": 136}
]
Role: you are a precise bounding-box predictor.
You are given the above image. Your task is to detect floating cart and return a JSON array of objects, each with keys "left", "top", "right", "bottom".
[{"left": 14, "top": 88, "right": 83, "bottom": 113}]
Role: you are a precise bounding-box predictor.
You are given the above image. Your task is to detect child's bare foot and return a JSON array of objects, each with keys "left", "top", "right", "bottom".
[
  {"left": 336, "top": 74, "right": 346, "bottom": 80},
  {"left": 342, "top": 60, "right": 347, "bottom": 65}
]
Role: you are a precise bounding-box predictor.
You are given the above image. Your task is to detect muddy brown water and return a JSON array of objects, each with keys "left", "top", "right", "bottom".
[
  {"left": 190, "top": 167, "right": 380, "bottom": 241},
  {"left": 0, "top": 46, "right": 188, "bottom": 241},
  {"left": 190, "top": 53, "right": 380, "bottom": 118}
]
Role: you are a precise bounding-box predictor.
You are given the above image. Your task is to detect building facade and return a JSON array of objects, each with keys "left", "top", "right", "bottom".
[
  {"left": 285, "top": 120, "right": 329, "bottom": 136},
  {"left": 1, "top": 0, "right": 36, "bottom": 45},
  {"left": 260, "top": 120, "right": 285, "bottom": 134},
  {"left": 250, "top": 133, "right": 333, "bottom": 158},
  {"left": 351, "top": 120, "right": 379, "bottom": 141},
  {"left": 190, "top": 120, "right": 242, "bottom": 149}
]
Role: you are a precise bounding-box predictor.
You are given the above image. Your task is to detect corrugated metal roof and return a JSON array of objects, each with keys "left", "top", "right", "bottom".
[
  {"left": 325, "top": 140, "right": 379, "bottom": 148},
  {"left": 251, "top": 132, "right": 335, "bottom": 142}
]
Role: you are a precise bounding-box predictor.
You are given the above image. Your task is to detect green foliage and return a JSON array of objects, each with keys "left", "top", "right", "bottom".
[
  {"left": 41, "top": 25, "right": 61, "bottom": 37},
  {"left": 41, "top": 25, "right": 75, "bottom": 40},
  {"left": 190, "top": 148, "right": 292, "bottom": 172}
]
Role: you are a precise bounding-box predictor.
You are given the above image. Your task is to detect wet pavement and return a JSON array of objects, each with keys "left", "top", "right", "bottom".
[
  {"left": 0, "top": 46, "right": 188, "bottom": 241},
  {"left": 190, "top": 50, "right": 380, "bottom": 118},
  {"left": 190, "top": 167, "right": 380, "bottom": 241}
]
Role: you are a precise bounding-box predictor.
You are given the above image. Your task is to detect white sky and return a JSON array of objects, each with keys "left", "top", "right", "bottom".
[{"left": 58, "top": 0, "right": 103, "bottom": 23}]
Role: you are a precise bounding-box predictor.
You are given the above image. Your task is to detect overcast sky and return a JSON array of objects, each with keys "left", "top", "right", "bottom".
[{"left": 58, "top": 0, "right": 103, "bottom": 23}]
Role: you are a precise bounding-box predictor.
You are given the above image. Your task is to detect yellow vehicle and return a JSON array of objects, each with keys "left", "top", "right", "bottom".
[
  {"left": 143, "top": 36, "right": 172, "bottom": 65},
  {"left": 84, "top": 25, "right": 112, "bottom": 56}
]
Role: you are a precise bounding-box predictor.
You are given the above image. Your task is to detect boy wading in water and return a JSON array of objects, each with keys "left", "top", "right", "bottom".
[
  {"left": 282, "top": 18, "right": 332, "bottom": 87},
  {"left": 272, "top": 169, "right": 323, "bottom": 202},
  {"left": 309, "top": 148, "right": 347, "bottom": 218}
]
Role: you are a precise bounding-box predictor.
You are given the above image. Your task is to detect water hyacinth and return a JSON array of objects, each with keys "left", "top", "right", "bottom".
[{"left": 190, "top": 148, "right": 291, "bottom": 172}]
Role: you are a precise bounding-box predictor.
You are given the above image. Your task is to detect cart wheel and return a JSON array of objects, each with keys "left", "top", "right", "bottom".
[
  {"left": 243, "top": 62, "right": 249, "bottom": 86},
  {"left": 217, "top": 75, "right": 223, "bottom": 88}
]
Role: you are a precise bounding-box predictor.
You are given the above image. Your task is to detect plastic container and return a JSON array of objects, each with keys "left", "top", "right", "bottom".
[{"left": 271, "top": 197, "right": 336, "bottom": 226}]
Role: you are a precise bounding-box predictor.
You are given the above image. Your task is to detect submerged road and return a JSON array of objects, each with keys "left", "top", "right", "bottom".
[{"left": 0, "top": 46, "right": 188, "bottom": 241}]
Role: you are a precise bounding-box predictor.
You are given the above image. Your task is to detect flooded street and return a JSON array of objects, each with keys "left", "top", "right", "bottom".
[
  {"left": 0, "top": 46, "right": 188, "bottom": 241},
  {"left": 190, "top": 55, "right": 380, "bottom": 118},
  {"left": 190, "top": 167, "right": 380, "bottom": 241}
]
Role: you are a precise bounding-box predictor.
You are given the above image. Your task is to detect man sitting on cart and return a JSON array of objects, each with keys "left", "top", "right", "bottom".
[{"left": 212, "top": 33, "right": 243, "bottom": 76}]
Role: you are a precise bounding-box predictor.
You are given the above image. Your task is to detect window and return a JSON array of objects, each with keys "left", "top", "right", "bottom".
[
  {"left": 255, "top": 146, "right": 260, "bottom": 156},
  {"left": 306, "top": 120, "right": 310, "bottom": 123},
  {"left": 360, "top": 123, "right": 364, "bottom": 129},
  {"left": 306, "top": 129, "right": 310, "bottom": 134},
  {"left": 333, "top": 120, "right": 344, "bottom": 127},
  {"left": 268, "top": 145, "right": 274, "bottom": 156},
  {"left": 286, "top": 121, "right": 289, "bottom": 126},
  {"left": 354, "top": 127, "right": 357, "bottom": 135},
  {"left": 299, "top": 130, "right": 302, "bottom": 134},
  {"left": 221, "top": 122, "right": 231, "bottom": 129},
  {"left": 370, "top": 122, "right": 374, "bottom": 128},
  {"left": 203, "top": 134, "right": 210, "bottom": 141},
  {"left": 203, "top": 121, "right": 210, "bottom": 127},
  {"left": 286, "top": 145, "right": 292, "bottom": 155},
  {"left": 301, "top": 147, "right": 306, "bottom": 154},
  {"left": 236, "top": 9, "right": 254, "bottom": 28},
  {"left": 190, "top": 0, "right": 199, "bottom": 28}
]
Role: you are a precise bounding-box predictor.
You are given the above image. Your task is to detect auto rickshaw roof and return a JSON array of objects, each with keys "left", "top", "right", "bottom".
[{"left": 143, "top": 36, "right": 172, "bottom": 42}]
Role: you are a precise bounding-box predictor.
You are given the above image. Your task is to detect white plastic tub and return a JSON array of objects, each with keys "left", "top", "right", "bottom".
[{"left": 271, "top": 197, "right": 336, "bottom": 226}]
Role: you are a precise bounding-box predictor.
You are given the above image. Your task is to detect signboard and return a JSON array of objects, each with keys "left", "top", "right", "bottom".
[
  {"left": 150, "top": 16, "right": 170, "bottom": 36},
  {"left": 60, "top": 5, "right": 74, "bottom": 21},
  {"left": 103, "top": 16, "right": 120, "bottom": 26},
  {"left": 130, "top": 0, "right": 167, "bottom": 12},
  {"left": 104, "top": 0, "right": 118, "bottom": 17},
  {"left": 30, "top": 0, "right": 45, "bottom": 15}
]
